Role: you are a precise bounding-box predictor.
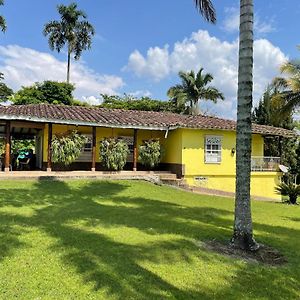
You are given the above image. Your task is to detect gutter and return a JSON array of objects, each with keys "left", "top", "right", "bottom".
[{"left": 0, "top": 114, "right": 178, "bottom": 132}]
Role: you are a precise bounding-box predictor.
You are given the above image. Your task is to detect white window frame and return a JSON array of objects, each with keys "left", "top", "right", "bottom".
[{"left": 205, "top": 135, "right": 222, "bottom": 164}]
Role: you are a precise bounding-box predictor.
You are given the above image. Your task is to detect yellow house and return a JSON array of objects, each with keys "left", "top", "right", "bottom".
[{"left": 0, "top": 104, "right": 295, "bottom": 201}]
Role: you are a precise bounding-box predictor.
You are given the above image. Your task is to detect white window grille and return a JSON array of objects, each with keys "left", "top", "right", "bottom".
[{"left": 205, "top": 136, "right": 222, "bottom": 163}]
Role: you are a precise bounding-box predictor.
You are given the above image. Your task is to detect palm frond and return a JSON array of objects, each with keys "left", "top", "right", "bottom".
[
  {"left": 194, "top": 0, "right": 216, "bottom": 23},
  {"left": 0, "top": 15, "right": 6, "bottom": 32}
]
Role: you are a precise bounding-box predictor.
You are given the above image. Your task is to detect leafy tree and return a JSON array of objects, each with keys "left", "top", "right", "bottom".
[
  {"left": 167, "top": 69, "right": 224, "bottom": 115},
  {"left": 12, "top": 81, "right": 75, "bottom": 105},
  {"left": 0, "top": 72, "right": 13, "bottom": 102},
  {"left": 43, "top": 3, "right": 95, "bottom": 83},
  {"left": 100, "top": 94, "right": 185, "bottom": 113},
  {"left": 0, "top": 0, "right": 6, "bottom": 32}
]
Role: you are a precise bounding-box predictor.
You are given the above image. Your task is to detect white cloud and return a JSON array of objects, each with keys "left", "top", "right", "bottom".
[
  {"left": 222, "top": 6, "right": 276, "bottom": 35},
  {"left": 128, "top": 90, "right": 152, "bottom": 98},
  {"left": 125, "top": 30, "right": 287, "bottom": 118},
  {"left": 0, "top": 45, "right": 124, "bottom": 103}
]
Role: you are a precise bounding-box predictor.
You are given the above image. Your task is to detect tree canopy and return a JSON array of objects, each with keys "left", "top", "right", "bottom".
[
  {"left": 12, "top": 81, "right": 76, "bottom": 105},
  {"left": 0, "top": 0, "right": 6, "bottom": 32},
  {"left": 99, "top": 94, "right": 184, "bottom": 113},
  {"left": 167, "top": 69, "right": 224, "bottom": 115},
  {"left": 0, "top": 72, "right": 13, "bottom": 102}
]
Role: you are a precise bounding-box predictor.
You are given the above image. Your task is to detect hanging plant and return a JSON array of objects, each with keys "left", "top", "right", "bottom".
[
  {"left": 99, "top": 137, "right": 129, "bottom": 171},
  {"left": 138, "top": 139, "right": 161, "bottom": 168},
  {"left": 52, "top": 130, "right": 87, "bottom": 165}
]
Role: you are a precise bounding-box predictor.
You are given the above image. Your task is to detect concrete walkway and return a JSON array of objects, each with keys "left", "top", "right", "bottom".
[{"left": 0, "top": 170, "right": 177, "bottom": 184}]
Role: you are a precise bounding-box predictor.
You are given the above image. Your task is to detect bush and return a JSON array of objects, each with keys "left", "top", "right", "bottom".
[
  {"left": 138, "top": 139, "right": 161, "bottom": 169},
  {"left": 52, "top": 130, "right": 87, "bottom": 165},
  {"left": 275, "top": 182, "right": 300, "bottom": 205},
  {"left": 99, "top": 138, "right": 129, "bottom": 171}
]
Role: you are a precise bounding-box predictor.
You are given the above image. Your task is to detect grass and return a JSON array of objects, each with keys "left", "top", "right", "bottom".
[{"left": 0, "top": 179, "right": 299, "bottom": 299}]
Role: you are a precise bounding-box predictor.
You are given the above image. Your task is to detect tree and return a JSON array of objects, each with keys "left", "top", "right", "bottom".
[
  {"left": 253, "top": 86, "right": 298, "bottom": 181},
  {"left": 272, "top": 49, "right": 300, "bottom": 114},
  {"left": 43, "top": 3, "right": 95, "bottom": 83},
  {"left": 100, "top": 94, "right": 184, "bottom": 113},
  {"left": 12, "top": 81, "right": 75, "bottom": 105},
  {"left": 167, "top": 69, "right": 224, "bottom": 115},
  {"left": 0, "top": 0, "right": 6, "bottom": 32},
  {"left": 230, "top": 0, "right": 259, "bottom": 251},
  {"left": 0, "top": 72, "right": 13, "bottom": 102}
]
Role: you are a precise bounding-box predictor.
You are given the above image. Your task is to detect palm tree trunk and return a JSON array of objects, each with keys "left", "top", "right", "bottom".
[
  {"left": 67, "top": 43, "right": 71, "bottom": 83},
  {"left": 231, "top": 0, "right": 259, "bottom": 251}
]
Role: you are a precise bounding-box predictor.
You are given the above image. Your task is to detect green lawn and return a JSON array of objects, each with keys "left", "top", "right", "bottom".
[{"left": 0, "top": 179, "right": 299, "bottom": 299}]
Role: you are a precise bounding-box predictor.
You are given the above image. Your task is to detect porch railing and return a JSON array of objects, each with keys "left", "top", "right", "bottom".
[{"left": 251, "top": 156, "right": 281, "bottom": 172}]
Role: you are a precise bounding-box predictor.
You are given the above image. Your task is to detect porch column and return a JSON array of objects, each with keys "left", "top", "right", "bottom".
[
  {"left": 92, "top": 127, "right": 96, "bottom": 172},
  {"left": 47, "top": 123, "right": 52, "bottom": 172},
  {"left": 4, "top": 121, "right": 11, "bottom": 172},
  {"left": 133, "top": 129, "right": 138, "bottom": 171}
]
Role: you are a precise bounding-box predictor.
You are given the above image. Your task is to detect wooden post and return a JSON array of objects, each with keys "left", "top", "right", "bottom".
[
  {"left": 4, "top": 121, "right": 11, "bottom": 172},
  {"left": 92, "top": 127, "right": 96, "bottom": 172},
  {"left": 133, "top": 129, "right": 138, "bottom": 171},
  {"left": 47, "top": 123, "right": 52, "bottom": 172}
]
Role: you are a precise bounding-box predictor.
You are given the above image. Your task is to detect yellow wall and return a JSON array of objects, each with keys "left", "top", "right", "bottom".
[{"left": 180, "top": 129, "right": 280, "bottom": 200}]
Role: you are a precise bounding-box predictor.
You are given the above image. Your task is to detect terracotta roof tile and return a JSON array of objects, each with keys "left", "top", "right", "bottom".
[{"left": 0, "top": 104, "right": 295, "bottom": 137}]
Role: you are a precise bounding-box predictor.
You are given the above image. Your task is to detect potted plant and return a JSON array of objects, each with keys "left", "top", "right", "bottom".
[
  {"left": 99, "top": 137, "right": 129, "bottom": 171},
  {"left": 52, "top": 130, "right": 87, "bottom": 166},
  {"left": 138, "top": 139, "right": 162, "bottom": 169}
]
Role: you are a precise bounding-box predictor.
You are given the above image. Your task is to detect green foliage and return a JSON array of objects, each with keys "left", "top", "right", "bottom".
[
  {"left": 52, "top": 130, "right": 86, "bottom": 165},
  {"left": 100, "top": 94, "right": 184, "bottom": 113},
  {"left": 138, "top": 139, "right": 161, "bottom": 168},
  {"left": 12, "top": 81, "right": 75, "bottom": 105},
  {"left": 0, "top": 72, "right": 13, "bottom": 102},
  {"left": 275, "top": 182, "right": 300, "bottom": 205},
  {"left": 167, "top": 68, "right": 224, "bottom": 115},
  {"left": 0, "top": 139, "right": 35, "bottom": 155},
  {"left": 99, "top": 138, "right": 129, "bottom": 171},
  {"left": 252, "top": 85, "right": 299, "bottom": 176}
]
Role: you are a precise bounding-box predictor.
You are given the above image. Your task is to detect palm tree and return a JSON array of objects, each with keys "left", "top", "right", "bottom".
[
  {"left": 272, "top": 54, "right": 300, "bottom": 115},
  {"left": 43, "top": 2, "right": 95, "bottom": 83},
  {"left": 230, "top": 0, "right": 259, "bottom": 251},
  {"left": 0, "top": 0, "right": 7, "bottom": 32},
  {"left": 193, "top": 0, "right": 258, "bottom": 251},
  {"left": 167, "top": 69, "right": 224, "bottom": 115}
]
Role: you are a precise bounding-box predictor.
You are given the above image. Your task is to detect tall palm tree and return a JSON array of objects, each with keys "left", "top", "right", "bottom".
[
  {"left": 0, "top": 0, "right": 7, "bottom": 32},
  {"left": 167, "top": 69, "right": 224, "bottom": 115},
  {"left": 193, "top": 0, "right": 258, "bottom": 250},
  {"left": 43, "top": 2, "right": 95, "bottom": 83},
  {"left": 230, "top": 0, "right": 259, "bottom": 251}
]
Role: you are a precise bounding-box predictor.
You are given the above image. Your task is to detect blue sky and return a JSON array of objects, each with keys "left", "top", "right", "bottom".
[{"left": 0, "top": 0, "right": 299, "bottom": 118}]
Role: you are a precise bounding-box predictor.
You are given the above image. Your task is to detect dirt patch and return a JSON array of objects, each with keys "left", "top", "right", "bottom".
[{"left": 201, "top": 240, "right": 287, "bottom": 266}]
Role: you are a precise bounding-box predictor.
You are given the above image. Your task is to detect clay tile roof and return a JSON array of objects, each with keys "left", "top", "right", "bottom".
[{"left": 0, "top": 103, "right": 296, "bottom": 137}]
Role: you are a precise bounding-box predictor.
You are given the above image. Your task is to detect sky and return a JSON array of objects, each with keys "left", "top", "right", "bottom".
[{"left": 0, "top": 0, "right": 299, "bottom": 119}]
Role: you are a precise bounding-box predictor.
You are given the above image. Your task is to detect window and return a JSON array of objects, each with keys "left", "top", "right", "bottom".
[
  {"left": 119, "top": 136, "right": 134, "bottom": 162},
  {"left": 205, "top": 136, "right": 222, "bottom": 163},
  {"left": 76, "top": 135, "right": 92, "bottom": 162}
]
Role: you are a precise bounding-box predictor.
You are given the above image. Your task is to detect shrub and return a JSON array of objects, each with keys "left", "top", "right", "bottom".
[
  {"left": 138, "top": 139, "right": 161, "bottom": 169},
  {"left": 52, "top": 130, "right": 87, "bottom": 165},
  {"left": 99, "top": 138, "right": 129, "bottom": 171},
  {"left": 275, "top": 182, "right": 300, "bottom": 205}
]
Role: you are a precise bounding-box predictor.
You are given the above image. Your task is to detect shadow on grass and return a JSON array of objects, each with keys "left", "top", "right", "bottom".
[{"left": 0, "top": 179, "right": 299, "bottom": 299}]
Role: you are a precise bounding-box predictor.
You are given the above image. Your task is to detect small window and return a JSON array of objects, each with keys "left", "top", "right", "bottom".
[
  {"left": 77, "top": 135, "right": 92, "bottom": 162},
  {"left": 205, "top": 136, "right": 222, "bottom": 163}
]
